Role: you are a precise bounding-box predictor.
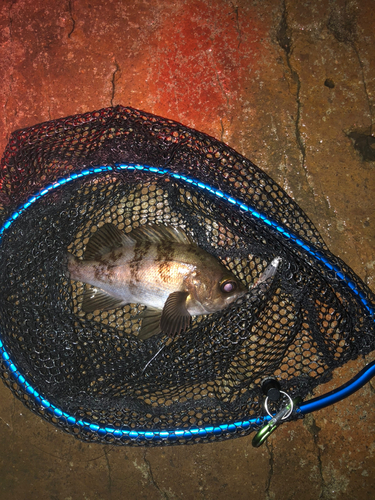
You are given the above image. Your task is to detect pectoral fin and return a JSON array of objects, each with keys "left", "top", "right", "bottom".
[
  {"left": 82, "top": 287, "right": 126, "bottom": 312},
  {"left": 160, "top": 291, "right": 191, "bottom": 337},
  {"left": 139, "top": 292, "right": 191, "bottom": 339}
]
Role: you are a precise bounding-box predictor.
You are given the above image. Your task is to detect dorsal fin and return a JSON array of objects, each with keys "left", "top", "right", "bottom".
[
  {"left": 84, "top": 223, "right": 194, "bottom": 261},
  {"left": 84, "top": 223, "right": 134, "bottom": 260},
  {"left": 130, "top": 224, "right": 195, "bottom": 245}
]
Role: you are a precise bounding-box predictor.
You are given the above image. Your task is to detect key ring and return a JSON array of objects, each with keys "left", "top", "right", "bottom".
[{"left": 264, "top": 390, "right": 294, "bottom": 420}]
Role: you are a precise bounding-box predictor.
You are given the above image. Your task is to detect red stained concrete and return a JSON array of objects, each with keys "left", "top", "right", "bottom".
[
  {"left": 131, "top": 0, "right": 266, "bottom": 135},
  {"left": 0, "top": 0, "right": 374, "bottom": 499}
]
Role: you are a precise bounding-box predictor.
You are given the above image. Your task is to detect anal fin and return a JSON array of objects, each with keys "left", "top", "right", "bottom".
[{"left": 138, "top": 307, "right": 163, "bottom": 339}]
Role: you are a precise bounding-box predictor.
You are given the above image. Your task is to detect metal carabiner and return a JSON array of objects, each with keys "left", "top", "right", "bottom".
[{"left": 252, "top": 395, "right": 303, "bottom": 447}]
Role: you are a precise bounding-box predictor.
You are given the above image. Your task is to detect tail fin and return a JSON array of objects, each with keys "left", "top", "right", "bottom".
[
  {"left": 251, "top": 257, "right": 282, "bottom": 294},
  {"left": 256, "top": 257, "right": 282, "bottom": 286}
]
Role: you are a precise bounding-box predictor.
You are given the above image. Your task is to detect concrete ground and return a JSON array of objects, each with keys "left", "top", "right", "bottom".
[{"left": 0, "top": 0, "right": 374, "bottom": 499}]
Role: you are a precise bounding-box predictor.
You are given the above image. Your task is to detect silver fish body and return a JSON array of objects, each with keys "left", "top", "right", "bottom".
[{"left": 67, "top": 224, "right": 247, "bottom": 339}]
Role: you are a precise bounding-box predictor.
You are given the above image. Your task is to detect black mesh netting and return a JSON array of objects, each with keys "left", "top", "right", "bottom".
[{"left": 0, "top": 106, "right": 374, "bottom": 446}]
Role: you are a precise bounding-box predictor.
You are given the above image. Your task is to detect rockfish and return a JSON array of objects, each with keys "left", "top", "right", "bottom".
[{"left": 67, "top": 223, "right": 247, "bottom": 339}]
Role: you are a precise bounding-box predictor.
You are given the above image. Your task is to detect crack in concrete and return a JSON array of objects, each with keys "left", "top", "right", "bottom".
[
  {"left": 104, "top": 448, "right": 113, "bottom": 496},
  {"left": 220, "top": 118, "right": 225, "bottom": 142},
  {"left": 214, "top": 69, "right": 229, "bottom": 109},
  {"left": 277, "top": 0, "right": 319, "bottom": 214},
  {"left": 31, "top": 444, "right": 65, "bottom": 461},
  {"left": 303, "top": 413, "right": 327, "bottom": 499},
  {"left": 276, "top": 0, "right": 291, "bottom": 55},
  {"left": 205, "top": 48, "right": 230, "bottom": 109},
  {"left": 265, "top": 440, "right": 274, "bottom": 500},
  {"left": 8, "top": 0, "right": 15, "bottom": 42},
  {"left": 83, "top": 446, "right": 116, "bottom": 464},
  {"left": 277, "top": 1, "right": 306, "bottom": 160},
  {"left": 230, "top": 2, "right": 242, "bottom": 50},
  {"left": 317, "top": 446, "right": 327, "bottom": 499},
  {"left": 143, "top": 449, "right": 168, "bottom": 499},
  {"left": 67, "top": 0, "right": 76, "bottom": 39},
  {"left": 110, "top": 61, "right": 120, "bottom": 107}
]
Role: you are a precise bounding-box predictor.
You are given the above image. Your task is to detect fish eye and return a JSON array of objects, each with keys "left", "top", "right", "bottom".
[{"left": 220, "top": 280, "right": 237, "bottom": 293}]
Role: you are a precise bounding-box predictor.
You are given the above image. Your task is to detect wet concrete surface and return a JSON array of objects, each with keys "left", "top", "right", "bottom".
[{"left": 0, "top": 0, "right": 374, "bottom": 499}]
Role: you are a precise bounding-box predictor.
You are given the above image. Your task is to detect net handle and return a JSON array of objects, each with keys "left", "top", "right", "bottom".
[{"left": 298, "top": 359, "right": 375, "bottom": 415}]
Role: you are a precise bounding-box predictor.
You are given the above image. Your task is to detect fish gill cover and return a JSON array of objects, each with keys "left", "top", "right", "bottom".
[{"left": 0, "top": 106, "right": 374, "bottom": 446}]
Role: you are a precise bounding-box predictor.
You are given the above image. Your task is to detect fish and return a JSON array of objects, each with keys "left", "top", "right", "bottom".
[{"left": 67, "top": 223, "right": 248, "bottom": 339}]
